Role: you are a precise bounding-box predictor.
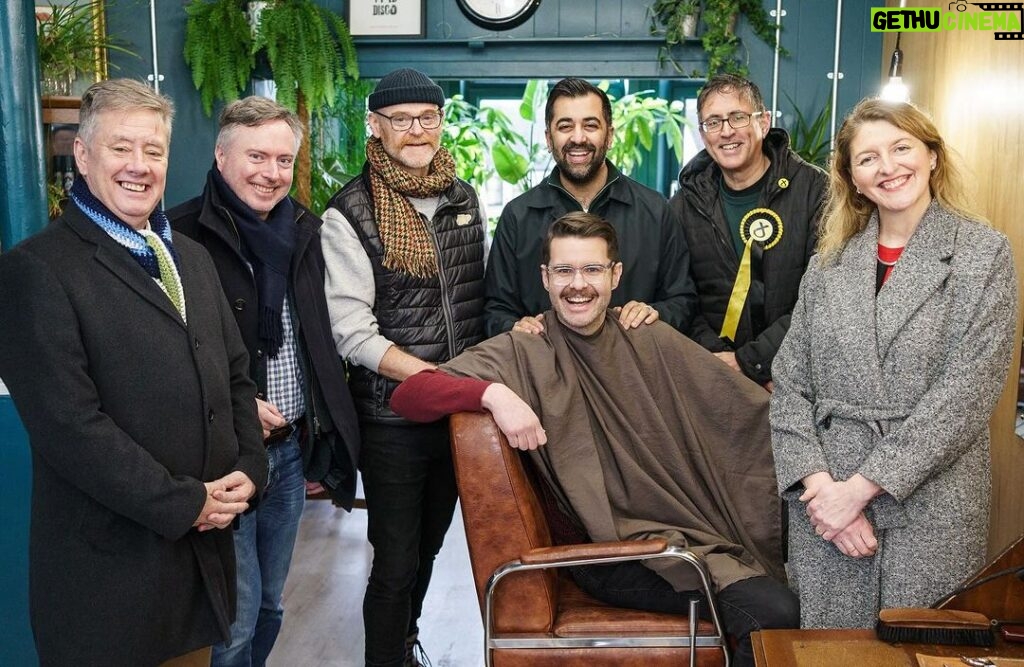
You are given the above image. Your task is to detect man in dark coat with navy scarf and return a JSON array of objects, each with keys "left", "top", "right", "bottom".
[{"left": 170, "top": 95, "right": 361, "bottom": 666}]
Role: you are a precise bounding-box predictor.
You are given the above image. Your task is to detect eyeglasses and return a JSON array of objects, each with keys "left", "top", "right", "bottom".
[
  {"left": 698, "top": 111, "right": 765, "bottom": 134},
  {"left": 372, "top": 110, "right": 443, "bottom": 131},
  {"left": 544, "top": 262, "right": 615, "bottom": 286}
]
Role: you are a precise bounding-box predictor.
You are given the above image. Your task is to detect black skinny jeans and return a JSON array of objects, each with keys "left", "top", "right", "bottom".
[
  {"left": 360, "top": 421, "right": 459, "bottom": 667},
  {"left": 570, "top": 561, "right": 800, "bottom": 667}
]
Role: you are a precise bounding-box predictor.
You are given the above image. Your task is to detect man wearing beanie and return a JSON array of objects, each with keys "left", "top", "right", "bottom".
[
  {"left": 321, "top": 68, "right": 486, "bottom": 667},
  {"left": 169, "top": 96, "right": 361, "bottom": 666}
]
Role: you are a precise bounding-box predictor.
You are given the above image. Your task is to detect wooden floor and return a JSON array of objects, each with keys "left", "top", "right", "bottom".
[{"left": 267, "top": 498, "right": 484, "bottom": 667}]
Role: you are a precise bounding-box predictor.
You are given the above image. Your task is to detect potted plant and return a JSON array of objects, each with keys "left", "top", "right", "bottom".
[
  {"left": 36, "top": 0, "right": 135, "bottom": 96},
  {"left": 183, "top": 0, "right": 360, "bottom": 206},
  {"left": 783, "top": 93, "right": 832, "bottom": 169},
  {"left": 701, "top": 0, "right": 783, "bottom": 78},
  {"left": 649, "top": 0, "right": 701, "bottom": 70}
]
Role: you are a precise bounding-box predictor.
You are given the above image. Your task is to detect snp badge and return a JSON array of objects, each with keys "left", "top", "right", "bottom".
[{"left": 739, "top": 208, "right": 784, "bottom": 250}]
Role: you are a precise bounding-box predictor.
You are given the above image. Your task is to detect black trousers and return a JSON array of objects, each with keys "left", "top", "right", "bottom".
[
  {"left": 360, "top": 421, "right": 459, "bottom": 667},
  {"left": 570, "top": 561, "right": 800, "bottom": 667}
]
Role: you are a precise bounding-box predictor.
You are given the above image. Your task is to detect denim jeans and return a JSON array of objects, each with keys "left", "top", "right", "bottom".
[
  {"left": 359, "top": 421, "right": 458, "bottom": 667},
  {"left": 569, "top": 562, "right": 799, "bottom": 667},
  {"left": 212, "top": 434, "right": 305, "bottom": 667}
]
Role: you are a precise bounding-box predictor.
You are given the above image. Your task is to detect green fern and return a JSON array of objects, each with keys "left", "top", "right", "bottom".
[
  {"left": 255, "top": 0, "right": 356, "bottom": 112},
  {"left": 183, "top": 0, "right": 254, "bottom": 115}
]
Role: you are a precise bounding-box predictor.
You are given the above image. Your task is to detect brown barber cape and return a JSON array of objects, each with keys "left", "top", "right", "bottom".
[{"left": 443, "top": 311, "right": 783, "bottom": 591}]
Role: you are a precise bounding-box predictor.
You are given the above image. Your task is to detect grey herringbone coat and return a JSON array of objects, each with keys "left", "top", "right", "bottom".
[{"left": 770, "top": 202, "right": 1017, "bottom": 628}]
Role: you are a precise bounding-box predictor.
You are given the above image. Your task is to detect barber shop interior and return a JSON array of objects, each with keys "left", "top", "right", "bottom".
[{"left": 2, "top": 1, "right": 1023, "bottom": 666}]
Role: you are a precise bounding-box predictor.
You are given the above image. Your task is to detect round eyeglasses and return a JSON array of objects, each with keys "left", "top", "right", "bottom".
[
  {"left": 699, "top": 110, "right": 765, "bottom": 134},
  {"left": 544, "top": 262, "right": 615, "bottom": 286},
  {"left": 372, "top": 110, "right": 443, "bottom": 131}
]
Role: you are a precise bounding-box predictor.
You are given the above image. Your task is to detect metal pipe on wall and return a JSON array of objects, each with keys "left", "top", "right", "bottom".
[
  {"left": 770, "top": 0, "right": 785, "bottom": 124},
  {"left": 829, "top": 0, "right": 844, "bottom": 149},
  {"left": 148, "top": 0, "right": 162, "bottom": 93}
]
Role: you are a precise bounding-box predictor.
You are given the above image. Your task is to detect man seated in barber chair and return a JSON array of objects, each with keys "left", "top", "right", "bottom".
[{"left": 391, "top": 212, "right": 799, "bottom": 667}]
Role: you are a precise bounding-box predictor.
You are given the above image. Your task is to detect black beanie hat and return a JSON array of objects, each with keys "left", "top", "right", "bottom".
[{"left": 368, "top": 68, "right": 445, "bottom": 112}]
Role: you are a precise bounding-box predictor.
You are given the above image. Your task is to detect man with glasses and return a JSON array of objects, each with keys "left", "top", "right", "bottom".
[
  {"left": 485, "top": 77, "right": 697, "bottom": 337},
  {"left": 320, "top": 68, "right": 486, "bottom": 667},
  {"left": 391, "top": 213, "right": 800, "bottom": 667},
  {"left": 670, "top": 74, "right": 826, "bottom": 389}
]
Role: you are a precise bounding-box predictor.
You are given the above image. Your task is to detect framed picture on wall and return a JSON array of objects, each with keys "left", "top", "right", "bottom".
[{"left": 347, "top": 0, "right": 425, "bottom": 38}]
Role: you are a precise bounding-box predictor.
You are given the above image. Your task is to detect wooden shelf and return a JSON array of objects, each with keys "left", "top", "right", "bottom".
[{"left": 41, "top": 96, "right": 81, "bottom": 125}]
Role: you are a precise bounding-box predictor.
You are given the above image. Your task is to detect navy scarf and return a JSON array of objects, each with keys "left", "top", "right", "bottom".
[{"left": 209, "top": 167, "right": 296, "bottom": 357}]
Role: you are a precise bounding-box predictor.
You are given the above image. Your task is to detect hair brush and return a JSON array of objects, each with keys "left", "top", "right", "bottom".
[{"left": 876, "top": 608, "right": 994, "bottom": 646}]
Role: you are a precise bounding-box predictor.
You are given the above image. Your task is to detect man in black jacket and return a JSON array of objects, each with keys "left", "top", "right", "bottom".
[
  {"left": 485, "top": 77, "right": 697, "bottom": 337},
  {"left": 169, "top": 96, "right": 360, "bottom": 667},
  {"left": 670, "top": 74, "right": 826, "bottom": 389},
  {"left": 320, "top": 69, "right": 486, "bottom": 667}
]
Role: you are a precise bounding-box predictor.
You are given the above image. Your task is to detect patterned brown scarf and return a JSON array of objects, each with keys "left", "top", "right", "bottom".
[{"left": 366, "top": 136, "right": 457, "bottom": 277}]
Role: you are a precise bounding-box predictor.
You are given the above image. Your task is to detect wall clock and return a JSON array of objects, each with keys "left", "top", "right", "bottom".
[{"left": 456, "top": 0, "right": 542, "bottom": 31}]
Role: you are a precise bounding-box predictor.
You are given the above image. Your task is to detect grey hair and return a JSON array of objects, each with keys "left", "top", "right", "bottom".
[{"left": 78, "top": 78, "right": 174, "bottom": 144}]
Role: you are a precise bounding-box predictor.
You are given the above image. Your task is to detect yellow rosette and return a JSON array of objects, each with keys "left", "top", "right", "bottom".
[{"left": 719, "top": 208, "right": 784, "bottom": 341}]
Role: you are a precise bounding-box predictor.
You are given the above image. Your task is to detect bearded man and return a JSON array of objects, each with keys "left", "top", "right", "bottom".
[
  {"left": 320, "top": 68, "right": 486, "bottom": 667},
  {"left": 484, "top": 77, "right": 697, "bottom": 337}
]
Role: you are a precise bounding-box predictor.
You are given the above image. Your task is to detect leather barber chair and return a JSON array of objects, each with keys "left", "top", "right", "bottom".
[{"left": 449, "top": 412, "right": 729, "bottom": 667}]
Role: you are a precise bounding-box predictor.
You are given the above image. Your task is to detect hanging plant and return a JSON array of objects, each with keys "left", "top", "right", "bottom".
[
  {"left": 648, "top": 0, "right": 701, "bottom": 73},
  {"left": 309, "top": 78, "right": 375, "bottom": 214},
  {"left": 702, "top": 0, "right": 785, "bottom": 78},
  {"left": 183, "top": 0, "right": 254, "bottom": 116},
  {"left": 253, "top": 0, "right": 359, "bottom": 112},
  {"left": 182, "top": 0, "right": 360, "bottom": 207},
  {"left": 184, "top": 0, "right": 358, "bottom": 115},
  {"left": 650, "top": 0, "right": 786, "bottom": 78},
  {"left": 182, "top": 0, "right": 251, "bottom": 115}
]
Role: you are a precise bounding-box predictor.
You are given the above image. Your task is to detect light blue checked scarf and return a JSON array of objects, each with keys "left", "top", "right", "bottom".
[{"left": 70, "top": 176, "right": 186, "bottom": 320}]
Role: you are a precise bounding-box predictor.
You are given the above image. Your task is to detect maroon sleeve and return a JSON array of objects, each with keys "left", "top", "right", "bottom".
[{"left": 390, "top": 369, "right": 493, "bottom": 422}]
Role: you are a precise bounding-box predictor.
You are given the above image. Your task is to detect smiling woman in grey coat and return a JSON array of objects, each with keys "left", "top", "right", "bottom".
[{"left": 770, "top": 98, "right": 1018, "bottom": 629}]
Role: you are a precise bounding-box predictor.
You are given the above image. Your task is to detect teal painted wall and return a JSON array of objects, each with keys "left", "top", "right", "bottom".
[{"left": 0, "top": 393, "right": 36, "bottom": 666}]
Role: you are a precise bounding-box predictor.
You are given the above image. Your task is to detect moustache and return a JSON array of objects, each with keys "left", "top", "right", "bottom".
[
  {"left": 561, "top": 141, "right": 596, "bottom": 155},
  {"left": 559, "top": 285, "right": 598, "bottom": 299}
]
